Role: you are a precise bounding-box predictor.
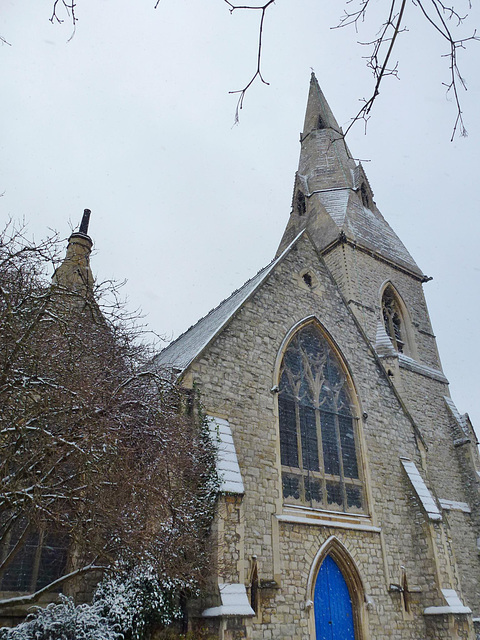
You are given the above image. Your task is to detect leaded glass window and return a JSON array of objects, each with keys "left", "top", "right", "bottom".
[
  {"left": 278, "top": 325, "right": 364, "bottom": 512},
  {"left": 0, "top": 522, "right": 68, "bottom": 593},
  {"left": 382, "top": 287, "right": 405, "bottom": 353}
]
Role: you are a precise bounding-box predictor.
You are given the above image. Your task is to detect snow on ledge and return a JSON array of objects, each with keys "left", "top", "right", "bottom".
[
  {"left": 207, "top": 416, "right": 244, "bottom": 495},
  {"left": 439, "top": 499, "right": 471, "bottom": 514},
  {"left": 401, "top": 459, "right": 442, "bottom": 521},
  {"left": 374, "top": 322, "right": 396, "bottom": 357},
  {"left": 276, "top": 513, "right": 381, "bottom": 533},
  {"left": 398, "top": 354, "right": 448, "bottom": 384},
  {"left": 424, "top": 589, "right": 472, "bottom": 616},
  {"left": 202, "top": 583, "right": 255, "bottom": 618}
]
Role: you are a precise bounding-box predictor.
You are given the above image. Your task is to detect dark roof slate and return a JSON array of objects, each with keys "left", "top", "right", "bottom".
[{"left": 153, "top": 231, "right": 305, "bottom": 372}]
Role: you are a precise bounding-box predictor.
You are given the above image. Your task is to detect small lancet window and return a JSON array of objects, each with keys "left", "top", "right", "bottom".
[
  {"left": 317, "top": 115, "right": 325, "bottom": 130},
  {"left": 250, "top": 558, "right": 259, "bottom": 614},
  {"left": 382, "top": 287, "right": 405, "bottom": 353},
  {"left": 360, "top": 183, "right": 370, "bottom": 209},
  {"left": 295, "top": 190, "right": 306, "bottom": 216},
  {"left": 278, "top": 324, "right": 364, "bottom": 513}
]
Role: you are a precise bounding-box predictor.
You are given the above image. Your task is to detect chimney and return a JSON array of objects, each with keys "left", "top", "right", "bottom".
[{"left": 52, "top": 209, "right": 94, "bottom": 294}]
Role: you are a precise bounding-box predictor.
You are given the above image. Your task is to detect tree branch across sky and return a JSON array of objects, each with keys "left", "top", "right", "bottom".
[{"left": 14, "top": 1, "right": 480, "bottom": 137}]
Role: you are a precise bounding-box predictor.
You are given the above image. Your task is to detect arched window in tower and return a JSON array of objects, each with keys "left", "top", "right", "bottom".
[
  {"left": 382, "top": 286, "right": 405, "bottom": 353},
  {"left": 295, "top": 190, "right": 306, "bottom": 216},
  {"left": 360, "top": 183, "right": 370, "bottom": 209},
  {"left": 278, "top": 324, "right": 364, "bottom": 513}
]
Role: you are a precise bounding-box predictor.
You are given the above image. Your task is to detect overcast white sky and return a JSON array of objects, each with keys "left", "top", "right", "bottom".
[{"left": 1, "top": 1, "right": 479, "bottom": 432}]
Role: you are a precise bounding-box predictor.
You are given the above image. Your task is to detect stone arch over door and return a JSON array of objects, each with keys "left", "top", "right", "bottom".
[{"left": 306, "top": 537, "right": 367, "bottom": 640}]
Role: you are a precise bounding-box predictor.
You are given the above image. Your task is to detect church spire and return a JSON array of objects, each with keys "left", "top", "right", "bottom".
[
  {"left": 52, "top": 209, "right": 94, "bottom": 294},
  {"left": 277, "top": 75, "right": 422, "bottom": 278},
  {"left": 302, "top": 72, "right": 341, "bottom": 135}
]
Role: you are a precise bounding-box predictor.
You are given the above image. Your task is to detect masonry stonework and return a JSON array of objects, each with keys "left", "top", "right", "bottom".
[{"left": 155, "top": 74, "right": 479, "bottom": 639}]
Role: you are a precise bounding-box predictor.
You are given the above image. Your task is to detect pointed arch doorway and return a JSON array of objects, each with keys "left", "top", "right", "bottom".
[{"left": 313, "top": 554, "right": 358, "bottom": 640}]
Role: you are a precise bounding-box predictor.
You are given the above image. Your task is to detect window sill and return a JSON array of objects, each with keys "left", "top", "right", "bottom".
[{"left": 277, "top": 505, "right": 380, "bottom": 533}]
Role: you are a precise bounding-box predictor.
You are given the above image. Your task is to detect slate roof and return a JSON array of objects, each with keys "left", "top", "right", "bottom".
[
  {"left": 444, "top": 396, "right": 473, "bottom": 442},
  {"left": 316, "top": 188, "right": 422, "bottom": 276},
  {"left": 153, "top": 231, "right": 305, "bottom": 373}
]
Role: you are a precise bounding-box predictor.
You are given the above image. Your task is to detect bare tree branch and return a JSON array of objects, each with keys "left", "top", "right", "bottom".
[
  {"left": 0, "top": 221, "right": 218, "bottom": 610},
  {"left": 336, "top": 0, "right": 478, "bottom": 138},
  {"left": 342, "top": 0, "right": 408, "bottom": 136},
  {"left": 50, "top": 0, "right": 77, "bottom": 26},
  {"left": 415, "top": 0, "right": 478, "bottom": 139},
  {"left": 221, "top": 0, "right": 478, "bottom": 137},
  {"left": 50, "top": 0, "right": 77, "bottom": 41},
  {"left": 0, "top": 563, "right": 106, "bottom": 609},
  {"left": 41, "top": 0, "right": 480, "bottom": 136},
  {"left": 224, "top": 0, "right": 276, "bottom": 123}
]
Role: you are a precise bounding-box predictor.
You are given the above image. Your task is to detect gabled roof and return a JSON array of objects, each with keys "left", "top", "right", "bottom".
[{"left": 153, "top": 231, "right": 305, "bottom": 373}]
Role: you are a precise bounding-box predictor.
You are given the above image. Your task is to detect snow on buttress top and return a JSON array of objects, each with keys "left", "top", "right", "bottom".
[{"left": 207, "top": 416, "right": 244, "bottom": 495}]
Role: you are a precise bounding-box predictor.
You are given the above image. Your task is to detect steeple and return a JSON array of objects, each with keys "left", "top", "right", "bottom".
[
  {"left": 302, "top": 72, "right": 341, "bottom": 134},
  {"left": 277, "top": 74, "right": 422, "bottom": 278},
  {"left": 52, "top": 209, "right": 94, "bottom": 294}
]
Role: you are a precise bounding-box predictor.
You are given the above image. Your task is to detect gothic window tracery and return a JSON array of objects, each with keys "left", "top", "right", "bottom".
[
  {"left": 278, "top": 324, "right": 364, "bottom": 513},
  {"left": 382, "top": 286, "right": 405, "bottom": 353}
]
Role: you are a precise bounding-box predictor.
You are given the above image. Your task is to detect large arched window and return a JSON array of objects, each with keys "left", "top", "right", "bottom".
[
  {"left": 278, "top": 324, "right": 364, "bottom": 513},
  {"left": 381, "top": 285, "right": 406, "bottom": 353}
]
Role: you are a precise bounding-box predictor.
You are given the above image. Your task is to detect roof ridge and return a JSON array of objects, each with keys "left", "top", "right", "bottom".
[
  {"left": 156, "top": 258, "right": 277, "bottom": 358},
  {"left": 154, "top": 230, "right": 307, "bottom": 371}
]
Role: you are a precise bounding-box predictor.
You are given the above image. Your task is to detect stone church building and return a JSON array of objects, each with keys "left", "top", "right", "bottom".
[{"left": 154, "top": 75, "right": 480, "bottom": 639}]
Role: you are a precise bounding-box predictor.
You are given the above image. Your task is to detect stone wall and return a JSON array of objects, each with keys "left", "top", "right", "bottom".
[
  {"left": 323, "top": 238, "right": 480, "bottom": 615},
  {"left": 184, "top": 233, "right": 476, "bottom": 638}
]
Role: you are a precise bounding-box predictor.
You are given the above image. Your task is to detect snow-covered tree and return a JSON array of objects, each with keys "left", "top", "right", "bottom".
[
  {"left": 0, "top": 565, "right": 216, "bottom": 640},
  {"left": 0, "top": 220, "right": 218, "bottom": 615},
  {"left": 0, "top": 596, "right": 122, "bottom": 640}
]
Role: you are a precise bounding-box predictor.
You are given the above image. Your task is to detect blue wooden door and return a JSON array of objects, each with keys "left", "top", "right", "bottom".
[{"left": 314, "top": 555, "right": 355, "bottom": 640}]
